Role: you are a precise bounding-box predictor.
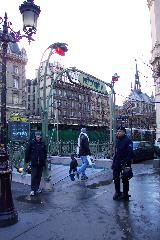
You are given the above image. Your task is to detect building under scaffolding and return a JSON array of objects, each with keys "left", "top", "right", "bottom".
[{"left": 26, "top": 61, "right": 111, "bottom": 142}]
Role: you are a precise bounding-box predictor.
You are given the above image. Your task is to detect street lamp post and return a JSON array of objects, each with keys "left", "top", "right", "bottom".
[
  {"left": 37, "top": 43, "right": 68, "bottom": 144},
  {"left": 37, "top": 43, "right": 68, "bottom": 180},
  {"left": 130, "top": 110, "right": 133, "bottom": 140},
  {"left": 109, "top": 73, "right": 120, "bottom": 157},
  {"left": 0, "top": 0, "right": 40, "bottom": 227}
]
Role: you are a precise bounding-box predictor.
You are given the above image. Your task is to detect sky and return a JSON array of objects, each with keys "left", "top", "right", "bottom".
[{"left": 0, "top": 0, "right": 154, "bottom": 105}]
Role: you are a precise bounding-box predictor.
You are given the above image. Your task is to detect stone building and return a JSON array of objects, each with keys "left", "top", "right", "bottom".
[
  {"left": 116, "top": 61, "right": 155, "bottom": 129},
  {"left": 26, "top": 78, "right": 38, "bottom": 117},
  {"left": 147, "top": 0, "right": 160, "bottom": 139},
  {"left": 0, "top": 41, "right": 27, "bottom": 119},
  {"left": 26, "top": 61, "right": 110, "bottom": 127}
]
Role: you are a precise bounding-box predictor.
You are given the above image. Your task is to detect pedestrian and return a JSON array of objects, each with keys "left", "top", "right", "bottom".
[
  {"left": 77, "top": 128, "right": 91, "bottom": 180},
  {"left": 69, "top": 154, "right": 78, "bottom": 181},
  {"left": 25, "top": 131, "right": 47, "bottom": 196},
  {"left": 112, "top": 126, "right": 133, "bottom": 201}
]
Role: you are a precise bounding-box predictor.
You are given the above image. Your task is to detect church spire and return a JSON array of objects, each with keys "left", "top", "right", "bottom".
[{"left": 134, "top": 59, "right": 141, "bottom": 91}]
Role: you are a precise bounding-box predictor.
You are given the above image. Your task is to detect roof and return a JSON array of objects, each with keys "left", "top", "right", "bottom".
[
  {"left": 128, "top": 89, "right": 154, "bottom": 104},
  {"left": 0, "top": 31, "right": 21, "bottom": 55},
  {"left": 9, "top": 42, "right": 21, "bottom": 55}
]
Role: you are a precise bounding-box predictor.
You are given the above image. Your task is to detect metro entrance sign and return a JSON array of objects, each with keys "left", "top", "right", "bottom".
[{"left": 78, "top": 73, "right": 107, "bottom": 94}]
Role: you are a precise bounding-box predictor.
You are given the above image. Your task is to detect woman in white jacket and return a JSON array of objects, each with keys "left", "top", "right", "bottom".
[{"left": 77, "top": 128, "right": 91, "bottom": 180}]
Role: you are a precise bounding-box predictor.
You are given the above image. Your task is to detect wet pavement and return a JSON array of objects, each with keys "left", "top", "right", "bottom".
[{"left": 1, "top": 160, "right": 160, "bottom": 240}]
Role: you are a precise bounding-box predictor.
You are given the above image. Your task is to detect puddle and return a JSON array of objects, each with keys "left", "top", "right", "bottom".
[
  {"left": 16, "top": 195, "right": 45, "bottom": 204},
  {"left": 87, "top": 179, "right": 112, "bottom": 189}
]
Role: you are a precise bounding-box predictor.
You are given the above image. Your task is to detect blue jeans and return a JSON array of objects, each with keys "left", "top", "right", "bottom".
[{"left": 77, "top": 156, "right": 89, "bottom": 176}]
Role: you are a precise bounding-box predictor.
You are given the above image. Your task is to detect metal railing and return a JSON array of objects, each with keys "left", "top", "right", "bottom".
[
  {"left": 48, "top": 140, "right": 111, "bottom": 159},
  {"left": 8, "top": 141, "right": 29, "bottom": 174},
  {"left": 7, "top": 140, "right": 112, "bottom": 176}
]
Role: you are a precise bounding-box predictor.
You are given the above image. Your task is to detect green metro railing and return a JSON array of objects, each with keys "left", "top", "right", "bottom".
[
  {"left": 48, "top": 140, "right": 111, "bottom": 159},
  {"left": 8, "top": 140, "right": 111, "bottom": 173}
]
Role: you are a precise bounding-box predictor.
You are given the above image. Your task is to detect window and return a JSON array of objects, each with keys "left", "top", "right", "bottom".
[
  {"left": 13, "top": 94, "right": 19, "bottom": 104},
  {"left": 13, "top": 78, "right": 19, "bottom": 89},
  {"left": 13, "top": 66, "right": 18, "bottom": 74},
  {"left": 28, "top": 86, "right": 30, "bottom": 93}
]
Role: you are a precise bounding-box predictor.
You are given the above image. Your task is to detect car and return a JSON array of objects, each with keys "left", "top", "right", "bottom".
[{"left": 132, "top": 141, "right": 154, "bottom": 163}]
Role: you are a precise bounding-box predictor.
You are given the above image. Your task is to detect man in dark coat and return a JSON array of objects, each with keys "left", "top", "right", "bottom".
[
  {"left": 77, "top": 128, "right": 91, "bottom": 180},
  {"left": 25, "top": 131, "right": 47, "bottom": 196},
  {"left": 112, "top": 126, "right": 133, "bottom": 200}
]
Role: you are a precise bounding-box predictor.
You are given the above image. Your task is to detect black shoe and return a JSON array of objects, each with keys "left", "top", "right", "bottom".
[
  {"left": 81, "top": 175, "right": 88, "bottom": 180},
  {"left": 113, "top": 192, "right": 122, "bottom": 200},
  {"left": 121, "top": 193, "right": 131, "bottom": 201},
  {"left": 69, "top": 173, "right": 75, "bottom": 181}
]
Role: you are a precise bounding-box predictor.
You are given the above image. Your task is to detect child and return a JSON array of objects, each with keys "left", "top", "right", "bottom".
[{"left": 69, "top": 154, "right": 79, "bottom": 181}]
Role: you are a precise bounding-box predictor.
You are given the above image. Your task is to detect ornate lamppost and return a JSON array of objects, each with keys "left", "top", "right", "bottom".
[
  {"left": 37, "top": 43, "right": 68, "bottom": 181},
  {"left": 0, "top": 0, "right": 40, "bottom": 227},
  {"left": 37, "top": 43, "right": 68, "bottom": 144},
  {"left": 109, "top": 73, "right": 120, "bottom": 157}
]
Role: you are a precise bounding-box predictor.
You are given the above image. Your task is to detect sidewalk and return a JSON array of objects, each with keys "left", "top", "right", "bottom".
[
  {"left": 12, "top": 156, "right": 112, "bottom": 186},
  {"left": 1, "top": 160, "right": 160, "bottom": 240}
]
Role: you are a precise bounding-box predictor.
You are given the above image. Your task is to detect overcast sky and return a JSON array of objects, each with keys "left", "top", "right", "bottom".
[{"left": 0, "top": 0, "right": 154, "bottom": 105}]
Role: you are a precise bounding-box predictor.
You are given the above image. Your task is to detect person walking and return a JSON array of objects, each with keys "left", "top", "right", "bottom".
[
  {"left": 25, "top": 131, "right": 47, "bottom": 196},
  {"left": 112, "top": 126, "right": 133, "bottom": 200},
  {"left": 77, "top": 128, "right": 91, "bottom": 180}
]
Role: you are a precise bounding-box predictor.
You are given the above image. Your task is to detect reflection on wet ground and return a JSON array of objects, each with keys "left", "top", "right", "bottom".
[
  {"left": 87, "top": 179, "right": 112, "bottom": 189},
  {"left": 16, "top": 195, "right": 45, "bottom": 204}
]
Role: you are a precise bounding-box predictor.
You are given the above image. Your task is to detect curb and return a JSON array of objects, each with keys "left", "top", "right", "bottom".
[
  {"left": 49, "top": 156, "right": 112, "bottom": 168},
  {"left": 12, "top": 157, "right": 112, "bottom": 186}
]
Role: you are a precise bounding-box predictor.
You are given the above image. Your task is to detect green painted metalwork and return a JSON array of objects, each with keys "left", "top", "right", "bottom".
[
  {"left": 48, "top": 140, "right": 110, "bottom": 159},
  {"left": 7, "top": 114, "right": 30, "bottom": 174},
  {"left": 37, "top": 45, "right": 116, "bottom": 178},
  {"left": 8, "top": 142, "right": 27, "bottom": 171}
]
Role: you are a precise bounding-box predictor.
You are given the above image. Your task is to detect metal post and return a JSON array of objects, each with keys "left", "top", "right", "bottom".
[
  {"left": 112, "top": 84, "right": 116, "bottom": 147},
  {"left": 109, "top": 91, "right": 113, "bottom": 158},
  {"left": 0, "top": 0, "right": 40, "bottom": 227},
  {"left": 37, "top": 51, "right": 52, "bottom": 181},
  {"left": 109, "top": 81, "right": 116, "bottom": 158},
  {"left": 55, "top": 100, "right": 59, "bottom": 143},
  {"left": 0, "top": 13, "right": 18, "bottom": 227},
  {"left": 41, "top": 51, "right": 52, "bottom": 144},
  {"left": 130, "top": 110, "right": 133, "bottom": 140}
]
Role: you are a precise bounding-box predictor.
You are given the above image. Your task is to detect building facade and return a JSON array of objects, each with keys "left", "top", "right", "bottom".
[
  {"left": 0, "top": 41, "right": 27, "bottom": 119},
  {"left": 147, "top": 0, "right": 160, "bottom": 139},
  {"left": 116, "top": 62, "right": 156, "bottom": 130},
  {"left": 26, "top": 61, "right": 110, "bottom": 128}
]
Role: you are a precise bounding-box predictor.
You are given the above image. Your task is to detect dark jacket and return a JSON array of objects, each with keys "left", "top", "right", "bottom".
[
  {"left": 112, "top": 135, "right": 133, "bottom": 169},
  {"left": 25, "top": 138, "right": 47, "bottom": 167},
  {"left": 79, "top": 134, "right": 91, "bottom": 156}
]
